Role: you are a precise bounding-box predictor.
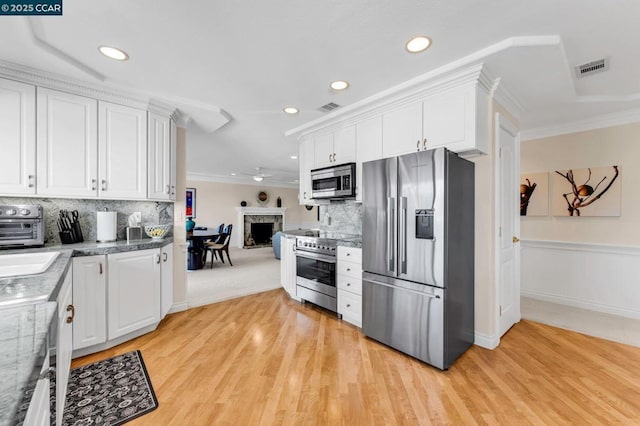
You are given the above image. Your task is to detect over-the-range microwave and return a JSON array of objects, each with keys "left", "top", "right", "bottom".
[{"left": 310, "top": 162, "right": 356, "bottom": 199}]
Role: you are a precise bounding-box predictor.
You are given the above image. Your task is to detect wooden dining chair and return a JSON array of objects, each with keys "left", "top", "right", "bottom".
[
  {"left": 205, "top": 224, "right": 233, "bottom": 267},
  {"left": 203, "top": 223, "right": 225, "bottom": 266}
]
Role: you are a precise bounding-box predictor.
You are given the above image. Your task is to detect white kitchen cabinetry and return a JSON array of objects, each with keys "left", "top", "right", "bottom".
[
  {"left": 299, "top": 137, "right": 315, "bottom": 205},
  {"left": 148, "top": 113, "right": 172, "bottom": 200},
  {"left": 98, "top": 101, "right": 148, "bottom": 199},
  {"left": 170, "top": 120, "right": 177, "bottom": 200},
  {"left": 56, "top": 267, "right": 73, "bottom": 426},
  {"left": 161, "top": 244, "right": 174, "bottom": 318},
  {"left": 314, "top": 126, "right": 356, "bottom": 168},
  {"left": 280, "top": 235, "right": 298, "bottom": 300},
  {"left": 36, "top": 87, "right": 98, "bottom": 197},
  {"left": 108, "top": 248, "right": 161, "bottom": 340},
  {"left": 23, "top": 350, "right": 50, "bottom": 426},
  {"left": 72, "top": 255, "right": 107, "bottom": 350},
  {"left": 355, "top": 116, "right": 383, "bottom": 201},
  {"left": 0, "top": 78, "right": 36, "bottom": 195},
  {"left": 381, "top": 101, "right": 423, "bottom": 158},
  {"left": 337, "top": 246, "right": 362, "bottom": 327}
]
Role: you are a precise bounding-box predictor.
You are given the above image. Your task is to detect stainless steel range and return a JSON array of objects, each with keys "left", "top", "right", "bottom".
[
  {"left": 0, "top": 204, "right": 45, "bottom": 248},
  {"left": 295, "top": 234, "right": 339, "bottom": 314}
]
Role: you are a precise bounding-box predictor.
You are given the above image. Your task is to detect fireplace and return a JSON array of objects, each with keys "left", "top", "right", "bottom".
[{"left": 250, "top": 222, "right": 274, "bottom": 245}]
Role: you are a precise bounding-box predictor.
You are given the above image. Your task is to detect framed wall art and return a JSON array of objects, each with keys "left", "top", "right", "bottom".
[
  {"left": 520, "top": 172, "right": 549, "bottom": 216},
  {"left": 186, "top": 187, "right": 197, "bottom": 218},
  {"left": 552, "top": 166, "right": 620, "bottom": 217}
]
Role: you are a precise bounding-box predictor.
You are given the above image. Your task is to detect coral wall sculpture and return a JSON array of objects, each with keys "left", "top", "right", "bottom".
[{"left": 552, "top": 166, "right": 620, "bottom": 217}]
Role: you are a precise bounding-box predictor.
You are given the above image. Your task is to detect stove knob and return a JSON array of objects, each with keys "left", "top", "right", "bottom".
[
  {"left": 21, "top": 209, "right": 31, "bottom": 216},
  {"left": 5, "top": 209, "right": 16, "bottom": 216}
]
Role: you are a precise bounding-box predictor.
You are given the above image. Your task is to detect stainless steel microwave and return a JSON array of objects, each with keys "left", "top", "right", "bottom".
[{"left": 311, "top": 163, "right": 356, "bottom": 199}]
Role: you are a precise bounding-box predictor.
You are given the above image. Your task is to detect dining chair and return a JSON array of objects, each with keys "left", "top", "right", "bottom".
[
  {"left": 205, "top": 224, "right": 233, "bottom": 267},
  {"left": 203, "top": 223, "right": 225, "bottom": 266}
]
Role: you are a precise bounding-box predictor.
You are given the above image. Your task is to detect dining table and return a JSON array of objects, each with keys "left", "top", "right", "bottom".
[{"left": 186, "top": 229, "right": 220, "bottom": 270}]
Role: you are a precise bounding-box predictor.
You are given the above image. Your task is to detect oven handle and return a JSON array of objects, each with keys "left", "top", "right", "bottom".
[{"left": 295, "top": 251, "right": 337, "bottom": 264}]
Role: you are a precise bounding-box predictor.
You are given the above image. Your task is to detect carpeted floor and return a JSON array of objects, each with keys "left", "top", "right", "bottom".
[{"left": 187, "top": 247, "right": 282, "bottom": 308}]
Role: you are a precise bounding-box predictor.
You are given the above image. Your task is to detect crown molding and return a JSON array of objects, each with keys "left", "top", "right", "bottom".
[
  {"left": 148, "top": 98, "right": 178, "bottom": 120},
  {"left": 488, "top": 75, "right": 526, "bottom": 121},
  {"left": 186, "top": 172, "right": 298, "bottom": 189},
  {"left": 520, "top": 108, "right": 640, "bottom": 141}
]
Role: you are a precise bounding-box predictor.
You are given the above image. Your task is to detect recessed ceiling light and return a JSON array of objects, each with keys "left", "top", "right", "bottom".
[
  {"left": 290, "top": 155, "right": 298, "bottom": 160},
  {"left": 253, "top": 176, "right": 264, "bottom": 182},
  {"left": 283, "top": 107, "right": 299, "bottom": 114},
  {"left": 405, "top": 36, "right": 432, "bottom": 53},
  {"left": 231, "top": 173, "right": 236, "bottom": 176},
  {"left": 98, "top": 45, "right": 129, "bottom": 61},
  {"left": 330, "top": 80, "right": 349, "bottom": 91}
]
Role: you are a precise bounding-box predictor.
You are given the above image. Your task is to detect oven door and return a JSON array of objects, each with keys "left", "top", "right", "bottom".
[
  {"left": 295, "top": 251, "right": 337, "bottom": 297},
  {"left": 0, "top": 219, "right": 41, "bottom": 247}
]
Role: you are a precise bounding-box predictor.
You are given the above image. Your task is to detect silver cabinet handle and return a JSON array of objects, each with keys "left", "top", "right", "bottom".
[
  {"left": 101, "top": 179, "right": 107, "bottom": 191},
  {"left": 156, "top": 254, "right": 161, "bottom": 264},
  {"left": 423, "top": 138, "right": 427, "bottom": 150},
  {"left": 346, "top": 304, "right": 351, "bottom": 308},
  {"left": 333, "top": 153, "right": 336, "bottom": 162},
  {"left": 166, "top": 185, "right": 170, "bottom": 194},
  {"left": 163, "top": 252, "right": 168, "bottom": 262},
  {"left": 400, "top": 197, "right": 407, "bottom": 274},
  {"left": 39, "top": 367, "right": 56, "bottom": 380},
  {"left": 387, "top": 197, "right": 395, "bottom": 272},
  {"left": 28, "top": 175, "right": 35, "bottom": 188},
  {"left": 91, "top": 179, "right": 97, "bottom": 190},
  {"left": 346, "top": 283, "right": 351, "bottom": 286},
  {"left": 416, "top": 140, "right": 420, "bottom": 151},
  {"left": 346, "top": 267, "right": 351, "bottom": 271},
  {"left": 99, "top": 262, "right": 103, "bottom": 274},
  {"left": 346, "top": 253, "right": 351, "bottom": 256},
  {"left": 365, "top": 278, "right": 441, "bottom": 299},
  {"left": 171, "top": 185, "right": 175, "bottom": 195}
]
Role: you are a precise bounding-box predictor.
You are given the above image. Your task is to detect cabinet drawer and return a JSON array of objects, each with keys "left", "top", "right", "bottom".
[
  {"left": 337, "top": 246, "right": 362, "bottom": 263},
  {"left": 337, "top": 261, "right": 361, "bottom": 279},
  {"left": 337, "top": 275, "right": 362, "bottom": 295},
  {"left": 338, "top": 289, "right": 362, "bottom": 327}
]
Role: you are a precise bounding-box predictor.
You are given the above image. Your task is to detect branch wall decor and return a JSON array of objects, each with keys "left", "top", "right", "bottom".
[
  {"left": 520, "top": 172, "right": 549, "bottom": 216},
  {"left": 552, "top": 166, "right": 621, "bottom": 217}
]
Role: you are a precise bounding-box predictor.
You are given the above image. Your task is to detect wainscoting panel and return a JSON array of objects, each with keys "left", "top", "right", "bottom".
[{"left": 521, "top": 240, "right": 640, "bottom": 319}]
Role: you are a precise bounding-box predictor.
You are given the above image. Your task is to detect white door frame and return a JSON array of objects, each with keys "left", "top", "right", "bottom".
[{"left": 493, "top": 112, "right": 521, "bottom": 344}]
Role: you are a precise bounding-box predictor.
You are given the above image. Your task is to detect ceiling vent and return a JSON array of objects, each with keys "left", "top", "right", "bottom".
[
  {"left": 319, "top": 102, "right": 340, "bottom": 112},
  {"left": 575, "top": 58, "right": 609, "bottom": 78}
]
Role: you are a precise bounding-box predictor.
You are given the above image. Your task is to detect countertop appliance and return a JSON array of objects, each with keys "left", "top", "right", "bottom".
[
  {"left": 311, "top": 162, "right": 356, "bottom": 199},
  {"left": 0, "top": 204, "right": 45, "bottom": 248},
  {"left": 295, "top": 235, "right": 339, "bottom": 314},
  {"left": 362, "top": 147, "right": 474, "bottom": 370}
]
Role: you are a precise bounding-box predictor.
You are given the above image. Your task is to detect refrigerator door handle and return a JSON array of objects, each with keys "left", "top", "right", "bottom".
[
  {"left": 364, "top": 278, "right": 441, "bottom": 299},
  {"left": 400, "top": 197, "right": 407, "bottom": 274},
  {"left": 388, "top": 197, "right": 395, "bottom": 272}
]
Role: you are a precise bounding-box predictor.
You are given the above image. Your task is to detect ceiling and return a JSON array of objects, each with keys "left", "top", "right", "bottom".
[{"left": 1, "top": 0, "right": 639, "bottom": 187}]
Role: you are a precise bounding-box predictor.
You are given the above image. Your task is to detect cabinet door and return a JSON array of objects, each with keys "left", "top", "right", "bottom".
[
  {"left": 280, "top": 236, "right": 298, "bottom": 300},
  {"left": 381, "top": 101, "right": 422, "bottom": 158},
  {"left": 333, "top": 125, "right": 356, "bottom": 164},
  {"left": 299, "top": 138, "right": 314, "bottom": 205},
  {"left": 313, "top": 132, "right": 334, "bottom": 168},
  {"left": 169, "top": 119, "right": 177, "bottom": 201},
  {"left": 73, "top": 255, "right": 107, "bottom": 350},
  {"left": 23, "top": 351, "right": 50, "bottom": 426},
  {"left": 37, "top": 87, "right": 98, "bottom": 197},
  {"left": 148, "top": 113, "right": 171, "bottom": 200},
  {"left": 161, "top": 244, "right": 174, "bottom": 319},
  {"left": 108, "top": 249, "right": 161, "bottom": 340},
  {"left": 56, "top": 268, "right": 73, "bottom": 426},
  {"left": 98, "top": 101, "right": 147, "bottom": 199},
  {"left": 355, "top": 116, "right": 383, "bottom": 201},
  {"left": 422, "top": 86, "right": 471, "bottom": 151},
  {"left": 0, "top": 78, "right": 36, "bottom": 195}
]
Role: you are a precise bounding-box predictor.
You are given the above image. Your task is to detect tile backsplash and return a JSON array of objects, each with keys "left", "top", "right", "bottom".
[
  {"left": 319, "top": 201, "right": 362, "bottom": 235},
  {"left": 0, "top": 197, "right": 174, "bottom": 246}
]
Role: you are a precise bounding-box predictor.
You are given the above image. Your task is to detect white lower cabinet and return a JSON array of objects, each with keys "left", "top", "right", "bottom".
[
  {"left": 337, "top": 247, "right": 363, "bottom": 327},
  {"left": 56, "top": 267, "right": 74, "bottom": 426},
  {"left": 72, "top": 255, "right": 107, "bottom": 350},
  {"left": 108, "top": 248, "right": 161, "bottom": 340},
  {"left": 280, "top": 235, "right": 298, "bottom": 300},
  {"left": 23, "top": 351, "right": 50, "bottom": 426},
  {"left": 161, "top": 244, "right": 174, "bottom": 318}
]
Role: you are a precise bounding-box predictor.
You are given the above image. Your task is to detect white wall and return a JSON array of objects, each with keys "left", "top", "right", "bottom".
[{"left": 520, "top": 122, "right": 640, "bottom": 319}]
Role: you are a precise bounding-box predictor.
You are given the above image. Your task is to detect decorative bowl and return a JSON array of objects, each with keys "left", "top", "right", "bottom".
[{"left": 144, "top": 224, "right": 171, "bottom": 240}]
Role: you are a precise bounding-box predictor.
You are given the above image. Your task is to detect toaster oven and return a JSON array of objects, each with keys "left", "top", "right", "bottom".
[{"left": 0, "top": 204, "right": 45, "bottom": 248}]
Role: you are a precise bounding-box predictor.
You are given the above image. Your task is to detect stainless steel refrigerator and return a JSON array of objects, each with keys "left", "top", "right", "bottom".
[{"left": 362, "top": 147, "right": 474, "bottom": 370}]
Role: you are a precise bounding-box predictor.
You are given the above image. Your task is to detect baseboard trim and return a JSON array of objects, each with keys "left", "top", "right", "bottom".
[
  {"left": 521, "top": 289, "right": 640, "bottom": 320},
  {"left": 169, "top": 301, "right": 188, "bottom": 313},
  {"left": 474, "top": 331, "right": 499, "bottom": 350}
]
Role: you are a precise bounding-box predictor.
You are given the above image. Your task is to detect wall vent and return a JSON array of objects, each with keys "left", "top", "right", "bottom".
[
  {"left": 575, "top": 58, "right": 609, "bottom": 78},
  {"left": 319, "top": 102, "right": 340, "bottom": 112}
]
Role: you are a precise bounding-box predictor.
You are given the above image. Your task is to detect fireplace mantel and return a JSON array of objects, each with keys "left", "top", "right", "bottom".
[{"left": 236, "top": 207, "right": 287, "bottom": 248}]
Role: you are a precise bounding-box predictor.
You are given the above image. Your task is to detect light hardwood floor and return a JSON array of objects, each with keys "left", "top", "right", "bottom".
[{"left": 72, "top": 289, "right": 640, "bottom": 425}]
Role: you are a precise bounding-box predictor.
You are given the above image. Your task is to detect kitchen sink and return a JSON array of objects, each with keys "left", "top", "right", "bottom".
[{"left": 0, "top": 251, "right": 60, "bottom": 278}]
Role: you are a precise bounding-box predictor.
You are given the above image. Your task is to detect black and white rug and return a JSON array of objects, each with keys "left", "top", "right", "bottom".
[{"left": 62, "top": 350, "right": 158, "bottom": 426}]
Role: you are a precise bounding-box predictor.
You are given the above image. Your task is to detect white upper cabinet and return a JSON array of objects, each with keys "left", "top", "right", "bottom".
[
  {"left": 36, "top": 87, "right": 98, "bottom": 197},
  {"left": 381, "top": 101, "right": 423, "bottom": 158},
  {"left": 98, "top": 101, "right": 148, "bottom": 199},
  {"left": 170, "top": 120, "right": 177, "bottom": 201},
  {"left": 355, "top": 116, "right": 383, "bottom": 201},
  {"left": 0, "top": 79, "right": 36, "bottom": 195},
  {"left": 333, "top": 125, "right": 357, "bottom": 164},
  {"left": 313, "top": 132, "right": 334, "bottom": 168},
  {"left": 148, "top": 112, "right": 172, "bottom": 200},
  {"left": 299, "top": 137, "right": 314, "bottom": 205}
]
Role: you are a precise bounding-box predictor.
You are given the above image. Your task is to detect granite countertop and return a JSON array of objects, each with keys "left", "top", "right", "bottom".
[
  {"left": 0, "top": 302, "right": 56, "bottom": 426},
  {"left": 0, "top": 237, "right": 173, "bottom": 425}
]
